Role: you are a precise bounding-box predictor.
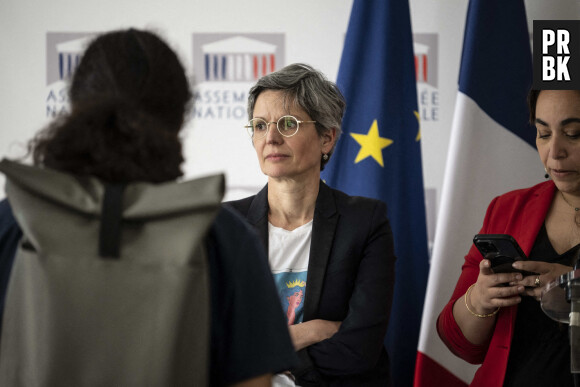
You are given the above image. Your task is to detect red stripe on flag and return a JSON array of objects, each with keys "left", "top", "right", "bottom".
[
  {"left": 423, "top": 55, "right": 428, "bottom": 82},
  {"left": 414, "top": 351, "right": 467, "bottom": 387},
  {"left": 262, "top": 55, "right": 267, "bottom": 76},
  {"left": 270, "top": 54, "right": 275, "bottom": 73},
  {"left": 253, "top": 56, "right": 258, "bottom": 79}
]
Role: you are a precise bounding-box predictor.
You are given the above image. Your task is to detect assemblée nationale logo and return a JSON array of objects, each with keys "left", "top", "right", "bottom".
[
  {"left": 46, "top": 33, "right": 93, "bottom": 118},
  {"left": 45, "top": 32, "right": 285, "bottom": 122},
  {"left": 413, "top": 33, "right": 439, "bottom": 122},
  {"left": 191, "top": 33, "right": 285, "bottom": 120}
]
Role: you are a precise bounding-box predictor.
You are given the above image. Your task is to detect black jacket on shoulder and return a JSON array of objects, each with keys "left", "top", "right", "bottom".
[{"left": 226, "top": 181, "right": 396, "bottom": 387}]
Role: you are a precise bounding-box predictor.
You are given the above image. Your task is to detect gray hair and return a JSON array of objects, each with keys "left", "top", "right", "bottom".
[{"left": 247, "top": 63, "right": 346, "bottom": 170}]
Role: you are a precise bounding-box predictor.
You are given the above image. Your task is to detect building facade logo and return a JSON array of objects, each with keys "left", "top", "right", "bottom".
[
  {"left": 413, "top": 33, "right": 439, "bottom": 122},
  {"left": 200, "top": 36, "right": 278, "bottom": 82},
  {"left": 192, "top": 33, "right": 285, "bottom": 120},
  {"left": 46, "top": 33, "right": 93, "bottom": 118}
]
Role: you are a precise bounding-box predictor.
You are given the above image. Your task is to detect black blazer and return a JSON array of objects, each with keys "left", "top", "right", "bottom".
[{"left": 226, "top": 181, "right": 396, "bottom": 386}]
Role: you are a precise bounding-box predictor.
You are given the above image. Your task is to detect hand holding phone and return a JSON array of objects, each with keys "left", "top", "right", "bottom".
[{"left": 473, "top": 234, "right": 538, "bottom": 277}]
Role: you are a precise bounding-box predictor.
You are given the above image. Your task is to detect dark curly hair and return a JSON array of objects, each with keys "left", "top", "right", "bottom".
[{"left": 30, "top": 29, "right": 191, "bottom": 183}]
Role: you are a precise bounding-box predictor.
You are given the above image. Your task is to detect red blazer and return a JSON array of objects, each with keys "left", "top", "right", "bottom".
[{"left": 437, "top": 180, "right": 556, "bottom": 387}]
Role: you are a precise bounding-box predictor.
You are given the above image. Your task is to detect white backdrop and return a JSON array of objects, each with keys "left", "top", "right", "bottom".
[
  {"left": 0, "top": 0, "right": 464, "bottom": 248},
  {"left": 0, "top": 0, "right": 354, "bottom": 200}
]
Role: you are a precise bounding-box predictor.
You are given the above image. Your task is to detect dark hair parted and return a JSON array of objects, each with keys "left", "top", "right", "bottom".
[
  {"left": 30, "top": 29, "right": 192, "bottom": 183},
  {"left": 528, "top": 89, "right": 580, "bottom": 124},
  {"left": 247, "top": 63, "right": 346, "bottom": 170},
  {"left": 527, "top": 89, "right": 541, "bottom": 124}
]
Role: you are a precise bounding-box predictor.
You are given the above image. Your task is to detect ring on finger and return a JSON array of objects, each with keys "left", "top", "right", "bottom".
[{"left": 534, "top": 276, "right": 542, "bottom": 287}]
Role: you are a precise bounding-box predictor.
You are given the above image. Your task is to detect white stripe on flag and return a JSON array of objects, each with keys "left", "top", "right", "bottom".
[{"left": 417, "top": 91, "right": 544, "bottom": 384}]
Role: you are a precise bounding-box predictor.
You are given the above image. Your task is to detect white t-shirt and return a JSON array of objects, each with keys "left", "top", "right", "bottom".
[
  {"left": 269, "top": 220, "right": 312, "bottom": 387},
  {"left": 268, "top": 220, "right": 312, "bottom": 326}
]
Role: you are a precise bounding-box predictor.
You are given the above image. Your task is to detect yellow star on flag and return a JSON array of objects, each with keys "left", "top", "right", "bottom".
[
  {"left": 414, "top": 111, "right": 421, "bottom": 141},
  {"left": 350, "top": 119, "right": 393, "bottom": 167}
]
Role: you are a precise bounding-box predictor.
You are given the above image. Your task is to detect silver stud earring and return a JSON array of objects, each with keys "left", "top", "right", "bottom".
[{"left": 322, "top": 154, "right": 329, "bottom": 161}]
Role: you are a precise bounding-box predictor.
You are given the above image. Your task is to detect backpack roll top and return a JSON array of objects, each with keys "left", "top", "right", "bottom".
[
  {"left": 0, "top": 159, "right": 224, "bottom": 387},
  {"left": 0, "top": 159, "right": 225, "bottom": 265}
]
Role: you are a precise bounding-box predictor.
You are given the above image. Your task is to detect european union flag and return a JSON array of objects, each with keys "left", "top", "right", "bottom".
[{"left": 322, "top": 1, "right": 430, "bottom": 386}]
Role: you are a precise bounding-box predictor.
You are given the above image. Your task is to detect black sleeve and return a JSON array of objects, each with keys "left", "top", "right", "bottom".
[
  {"left": 299, "top": 201, "right": 395, "bottom": 380},
  {"left": 0, "top": 199, "right": 22, "bottom": 326},
  {"left": 206, "top": 206, "right": 297, "bottom": 386}
]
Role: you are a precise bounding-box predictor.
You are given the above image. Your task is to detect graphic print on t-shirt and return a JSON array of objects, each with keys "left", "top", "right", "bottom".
[
  {"left": 268, "top": 220, "right": 312, "bottom": 326},
  {"left": 273, "top": 272, "right": 307, "bottom": 325}
]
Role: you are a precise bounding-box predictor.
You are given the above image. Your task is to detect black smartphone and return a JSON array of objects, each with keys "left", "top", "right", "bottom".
[{"left": 473, "top": 234, "right": 537, "bottom": 276}]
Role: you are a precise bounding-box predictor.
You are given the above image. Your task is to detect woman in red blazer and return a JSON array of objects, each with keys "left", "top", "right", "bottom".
[{"left": 438, "top": 89, "right": 580, "bottom": 387}]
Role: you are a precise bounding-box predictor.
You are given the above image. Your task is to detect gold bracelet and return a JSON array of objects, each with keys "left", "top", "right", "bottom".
[{"left": 464, "top": 284, "right": 500, "bottom": 318}]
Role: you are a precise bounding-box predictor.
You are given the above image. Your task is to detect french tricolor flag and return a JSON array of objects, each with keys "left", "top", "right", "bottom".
[{"left": 414, "top": 0, "right": 544, "bottom": 385}]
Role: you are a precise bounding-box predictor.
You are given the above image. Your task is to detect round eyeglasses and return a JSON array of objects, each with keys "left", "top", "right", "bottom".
[{"left": 245, "top": 115, "right": 316, "bottom": 139}]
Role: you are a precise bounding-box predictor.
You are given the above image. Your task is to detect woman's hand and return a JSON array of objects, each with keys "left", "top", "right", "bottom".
[
  {"left": 453, "top": 258, "right": 524, "bottom": 345},
  {"left": 288, "top": 319, "right": 342, "bottom": 351},
  {"left": 512, "top": 261, "right": 573, "bottom": 301},
  {"left": 230, "top": 374, "right": 272, "bottom": 387},
  {"left": 469, "top": 259, "right": 524, "bottom": 314}
]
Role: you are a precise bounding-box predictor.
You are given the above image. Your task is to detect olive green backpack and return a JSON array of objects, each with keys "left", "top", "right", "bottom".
[{"left": 0, "top": 159, "right": 224, "bottom": 386}]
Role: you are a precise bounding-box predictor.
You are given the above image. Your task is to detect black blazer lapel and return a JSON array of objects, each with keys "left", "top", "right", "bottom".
[
  {"left": 303, "top": 181, "right": 339, "bottom": 321},
  {"left": 246, "top": 184, "right": 270, "bottom": 251}
]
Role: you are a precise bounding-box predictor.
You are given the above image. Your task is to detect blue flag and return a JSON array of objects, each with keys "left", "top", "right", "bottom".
[{"left": 322, "top": 1, "right": 430, "bottom": 386}]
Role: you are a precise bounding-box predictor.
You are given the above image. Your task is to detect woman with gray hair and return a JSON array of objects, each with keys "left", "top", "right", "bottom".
[{"left": 227, "top": 63, "right": 396, "bottom": 386}]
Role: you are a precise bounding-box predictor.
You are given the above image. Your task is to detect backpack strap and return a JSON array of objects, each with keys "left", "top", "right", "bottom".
[{"left": 98, "top": 183, "right": 125, "bottom": 259}]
